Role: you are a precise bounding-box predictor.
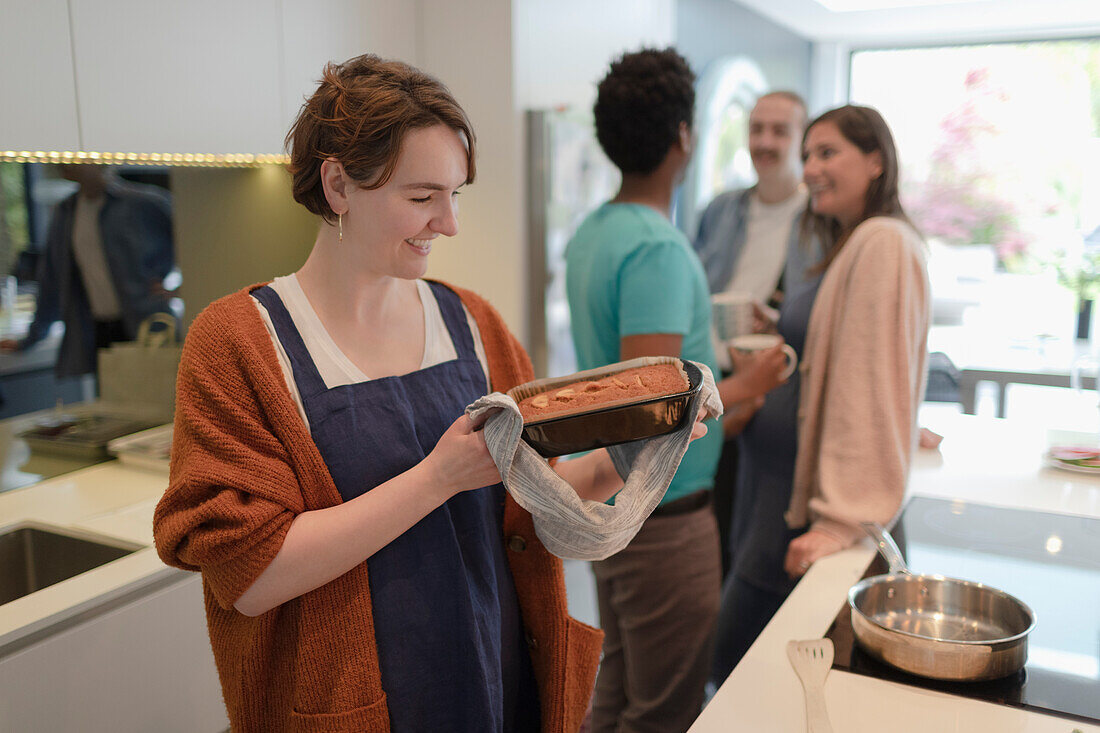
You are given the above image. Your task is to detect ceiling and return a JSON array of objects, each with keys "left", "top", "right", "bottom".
[{"left": 732, "top": 0, "right": 1100, "bottom": 45}]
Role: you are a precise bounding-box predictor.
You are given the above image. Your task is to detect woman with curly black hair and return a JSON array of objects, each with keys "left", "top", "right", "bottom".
[{"left": 565, "top": 47, "right": 788, "bottom": 732}]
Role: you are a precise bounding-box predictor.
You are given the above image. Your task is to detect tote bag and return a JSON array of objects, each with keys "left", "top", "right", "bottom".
[{"left": 97, "top": 313, "right": 180, "bottom": 420}]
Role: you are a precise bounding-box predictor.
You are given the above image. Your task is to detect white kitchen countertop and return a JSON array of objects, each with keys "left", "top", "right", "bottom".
[
  {"left": 0, "top": 460, "right": 183, "bottom": 652},
  {"left": 691, "top": 409, "right": 1100, "bottom": 733}
]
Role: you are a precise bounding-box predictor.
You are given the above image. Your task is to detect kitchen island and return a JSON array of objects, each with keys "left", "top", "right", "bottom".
[
  {"left": 0, "top": 444, "right": 228, "bottom": 731},
  {"left": 691, "top": 410, "right": 1100, "bottom": 733}
]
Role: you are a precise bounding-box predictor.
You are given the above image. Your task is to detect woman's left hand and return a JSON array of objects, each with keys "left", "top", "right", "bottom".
[
  {"left": 688, "top": 403, "right": 709, "bottom": 443},
  {"left": 784, "top": 530, "right": 845, "bottom": 579}
]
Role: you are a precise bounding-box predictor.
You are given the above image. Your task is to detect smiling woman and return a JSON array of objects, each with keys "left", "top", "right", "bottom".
[
  {"left": 803, "top": 120, "right": 883, "bottom": 230},
  {"left": 712, "top": 105, "right": 931, "bottom": 683},
  {"left": 152, "top": 54, "right": 613, "bottom": 733}
]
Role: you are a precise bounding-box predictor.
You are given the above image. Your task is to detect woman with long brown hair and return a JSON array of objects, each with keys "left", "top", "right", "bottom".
[{"left": 711, "top": 104, "right": 930, "bottom": 683}]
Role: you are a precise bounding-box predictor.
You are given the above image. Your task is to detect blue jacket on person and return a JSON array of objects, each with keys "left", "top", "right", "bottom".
[{"left": 20, "top": 177, "right": 175, "bottom": 378}]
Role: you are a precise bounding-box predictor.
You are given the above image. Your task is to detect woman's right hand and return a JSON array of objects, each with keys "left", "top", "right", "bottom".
[{"left": 421, "top": 414, "right": 503, "bottom": 498}]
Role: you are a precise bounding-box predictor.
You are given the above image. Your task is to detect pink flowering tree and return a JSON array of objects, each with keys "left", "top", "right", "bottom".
[{"left": 903, "top": 68, "right": 1031, "bottom": 267}]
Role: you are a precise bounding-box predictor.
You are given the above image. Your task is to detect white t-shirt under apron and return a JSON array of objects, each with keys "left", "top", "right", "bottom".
[{"left": 253, "top": 275, "right": 490, "bottom": 430}]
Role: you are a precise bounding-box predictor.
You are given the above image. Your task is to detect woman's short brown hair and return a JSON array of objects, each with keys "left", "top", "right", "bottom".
[{"left": 285, "top": 54, "right": 476, "bottom": 223}]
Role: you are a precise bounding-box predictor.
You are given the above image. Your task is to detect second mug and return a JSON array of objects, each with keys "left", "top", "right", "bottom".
[{"left": 729, "top": 333, "right": 798, "bottom": 380}]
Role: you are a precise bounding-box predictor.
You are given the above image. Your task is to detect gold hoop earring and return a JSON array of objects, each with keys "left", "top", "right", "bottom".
[{"left": 338, "top": 213, "right": 343, "bottom": 242}]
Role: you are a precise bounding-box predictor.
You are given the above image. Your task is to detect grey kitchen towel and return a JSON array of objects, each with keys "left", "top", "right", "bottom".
[{"left": 465, "top": 361, "right": 723, "bottom": 561}]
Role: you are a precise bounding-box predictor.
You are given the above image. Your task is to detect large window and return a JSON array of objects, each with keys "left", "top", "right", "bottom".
[{"left": 851, "top": 39, "right": 1100, "bottom": 423}]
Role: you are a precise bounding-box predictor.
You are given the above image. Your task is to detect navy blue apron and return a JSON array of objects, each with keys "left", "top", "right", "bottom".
[
  {"left": 731, "top": 273, "right": 823, "bottom": 596},
  {"left": 253, "top": 281, "right": 538, "bottom": 732}
]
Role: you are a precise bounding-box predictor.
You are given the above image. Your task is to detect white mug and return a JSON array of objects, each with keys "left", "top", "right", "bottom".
[
  {"left": 711, "top": 291, "right": 755, "bottom": 342},
  {"left": 729, "top": 333, "right": 798, "bottom": 380}
]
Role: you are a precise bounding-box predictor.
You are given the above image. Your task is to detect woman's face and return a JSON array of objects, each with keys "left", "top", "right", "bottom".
[
  {"left": 344, "top": 124, "right": 468, "bottom": 281},
  {"left": 802, "top": 120, "right": 882, "bottom": 230}
]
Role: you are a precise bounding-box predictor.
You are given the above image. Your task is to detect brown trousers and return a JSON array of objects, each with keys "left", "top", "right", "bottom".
[{"left": 590, "top": 497, "right": 721, "bottom": 733}]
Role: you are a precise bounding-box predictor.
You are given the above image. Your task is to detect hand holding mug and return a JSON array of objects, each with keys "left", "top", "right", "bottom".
[
  {"left": 711, "top": 291, "right": 756, "bottom": 342},
  {"left": 729, "top": 334, "right": 798, "bottom": 397},
  {"left": 751, "top": 302, "right": 779, "bottom": 335}
]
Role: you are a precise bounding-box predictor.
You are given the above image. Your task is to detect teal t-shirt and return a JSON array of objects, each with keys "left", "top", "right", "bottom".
[{"left": 564, "top": 202, "right": 722, "bottom": 502}]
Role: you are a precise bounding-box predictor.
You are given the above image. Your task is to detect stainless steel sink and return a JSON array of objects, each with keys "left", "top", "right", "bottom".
[{"left": 0, "top": 523, "right": 142, "bottom": 605}]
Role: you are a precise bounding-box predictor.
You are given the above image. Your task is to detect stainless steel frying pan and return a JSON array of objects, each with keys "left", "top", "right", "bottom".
[{"left": 847, "top": 522, "right": 1036, "bottom": 681}]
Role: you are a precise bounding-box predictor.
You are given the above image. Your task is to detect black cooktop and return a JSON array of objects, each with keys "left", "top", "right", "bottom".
[{"left": 825, "top": 496, "right": 1100, "bottom": 725}]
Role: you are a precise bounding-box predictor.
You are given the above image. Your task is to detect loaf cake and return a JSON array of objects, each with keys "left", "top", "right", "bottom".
[{"left": 517, "top": 363, "right": 689, "bottom": 422}]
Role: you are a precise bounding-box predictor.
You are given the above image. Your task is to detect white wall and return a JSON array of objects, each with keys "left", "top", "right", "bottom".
[
  {"left": 809, "top": 41, "right": 850, "bottom": 116},
  {"left": 513, "top": 0, "right": 676, "bottom": 110},
  {"left": 677, "top": 0, "right": 811, "bottom": 97},
  {"left": 415, "top": 0, "right": 528, "bottom": 341}
]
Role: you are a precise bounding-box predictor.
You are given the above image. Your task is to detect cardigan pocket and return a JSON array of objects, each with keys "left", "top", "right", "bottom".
[
  {"left": 288, "top": 696, "right": 389, "bottom": 733},
  {"left": 560, "top": 616, "right": 603, "bottom": 733}
]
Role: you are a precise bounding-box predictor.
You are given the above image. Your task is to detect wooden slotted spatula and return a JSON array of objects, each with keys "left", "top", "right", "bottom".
[{"left": 786, "top": 639, "right": 835, "bottom": 733}]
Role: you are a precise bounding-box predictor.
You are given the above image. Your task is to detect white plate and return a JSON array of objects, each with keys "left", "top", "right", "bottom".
[{"left": 1043, "top": 453, "right": 1100, "bottom": 474}]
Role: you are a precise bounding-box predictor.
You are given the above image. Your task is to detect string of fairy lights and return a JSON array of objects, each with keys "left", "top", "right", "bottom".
[{"left": 0, "top": 150, "right": 289, "bottom": 167}]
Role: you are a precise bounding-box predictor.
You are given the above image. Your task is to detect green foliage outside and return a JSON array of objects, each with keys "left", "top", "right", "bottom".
[
  {"left": 0, "top": 162, "right": 29, "bottom": 277},
  {"left": 1053, "top": 249, "right": 1100, "bottom": 302}
]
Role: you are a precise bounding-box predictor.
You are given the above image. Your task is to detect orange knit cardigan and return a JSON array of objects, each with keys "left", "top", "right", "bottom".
[{"left": 153, "top": 281, "right": 602, "bottom": 732}]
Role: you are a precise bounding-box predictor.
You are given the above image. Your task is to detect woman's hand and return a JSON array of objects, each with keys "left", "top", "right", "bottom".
[
  {"left": 784, "top": 530, "right": 845, "bottom": 579},
  {"left": 729, "top": 345, "right": 789, "bottom": 398},
  {"left": 234, "top": 415, "right": 506, "bottom": 617},
  {"left": 689, "top": 402, "right": 710, "bottom": 442},
  {"left": 918, "top": 427, "right": 943, "bottom": 449},
  {"left": 421, "top": 414, "right": 502, "bottom": 498},
  {"left": 752, "top": 302, "right": 779, "bottom": 334}
]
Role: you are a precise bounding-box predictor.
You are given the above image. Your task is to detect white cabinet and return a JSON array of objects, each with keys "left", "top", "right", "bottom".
[
  {"left": 0, "top": 573, "right": 227, "bottom": 732},
  {"left": 1, "top": 0, "right": 421, "bottom": 156},
  {"left": 69, "top": 0, "right": 285, "bottom": 154},
  {"left": 0, "top": 0, "right": 81, "bottom": 151},
  {"left": 1, "top": 0, "right": 425, "bottom": 156}
]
